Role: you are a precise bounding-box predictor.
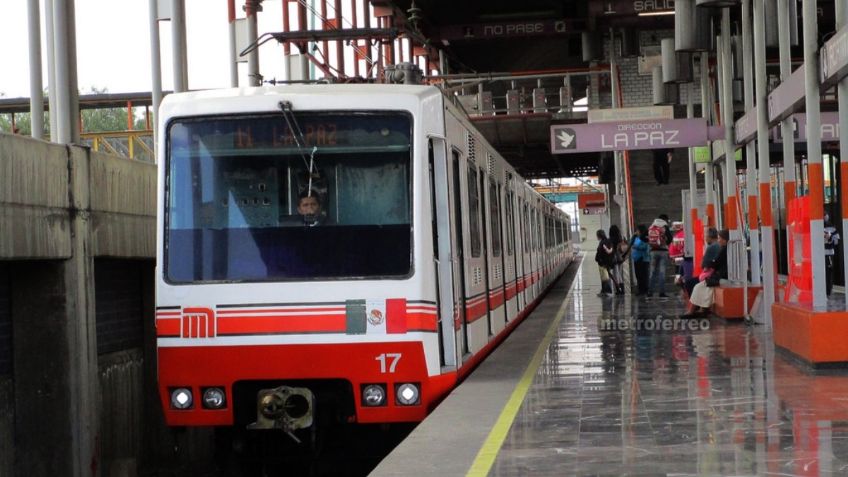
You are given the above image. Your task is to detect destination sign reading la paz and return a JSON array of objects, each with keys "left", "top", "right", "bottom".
[{"left": 550, "top": 118, "right": 711, "bottom": 154}]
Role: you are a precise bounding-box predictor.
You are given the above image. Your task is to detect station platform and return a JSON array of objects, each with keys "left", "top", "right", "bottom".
[{"left": 372, "top": 253, "right": 848, "bottom": 476}]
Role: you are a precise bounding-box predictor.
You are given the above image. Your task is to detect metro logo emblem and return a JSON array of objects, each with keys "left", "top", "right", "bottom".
[{"left": 181, "top": 307, "right": 216, "bottom": 338}]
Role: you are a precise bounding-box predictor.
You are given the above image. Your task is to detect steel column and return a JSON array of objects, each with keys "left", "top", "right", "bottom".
[
  {"left": 838, "top": 0, "right": 848, "bottom": 307},
  {"left": 687, "top": 82, "right": 698, "bottom": 260},
  {"left": 610, "top": 31, "right": 628, "bottom": 235},
  {"left": 246, "top": 0, "right": 260, "bottom": 86},
  {"left": 148, "top": 0, "right": 163, "bottom": 158},
  {"left": 27, "top": 0, "right": 44, "bottom": 139},
  {"left": 319, "top": 0, "right": 329, "bottom": 63},
  {"left": 228, "top": 0, "right": 239, "bottom": 87},
  {"left": 45, "top": 0, "right": 57, "bottom": 140},
  {"left": 171, "top": 0, "right": 188, "bottom": 92},
  {"left": 720, "top": 9, "right": 740, "bottom": 265},
  {"left": 743, "top": 0, "right": 761, "bottom": 284},
  {"left": 334, "top": 0, "right": 344, "bottom": 74},
  {"left": 703, "top": 52, "right": 717, "bottom": 227},
  {"left": 67, "top": 0, "right": 79, "bottom": 140},
  {"left": 802, "top": 0, "right": 827, "bottom": 308},
  {"left": 778, "top": 0, "right": 797, "bottom": 274},
  {"left": 298, "top": 0, "right": 310, "bottom": 79},
  {"left": 755, "top": 0, "right": 776, "bottom": 323},
  {"left": 351, "top": 0, "right": 359, "bottom": 77},
  {"left": 52, "top": 0, "right": 74, "bottom": 143}
]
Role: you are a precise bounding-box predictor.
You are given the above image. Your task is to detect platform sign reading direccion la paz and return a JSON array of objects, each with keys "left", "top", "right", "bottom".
[{"left": 550, "top": 118, "right": 711, "bottom": 154}]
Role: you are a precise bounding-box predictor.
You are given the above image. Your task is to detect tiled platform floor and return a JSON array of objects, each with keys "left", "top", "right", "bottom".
[{"left": 492, "top": 256, "right": 848, "bottom": 476}]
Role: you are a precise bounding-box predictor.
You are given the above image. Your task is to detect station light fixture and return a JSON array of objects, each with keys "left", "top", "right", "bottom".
[{"left": 637, "top": 10, "right": 675, "bottom": 16}]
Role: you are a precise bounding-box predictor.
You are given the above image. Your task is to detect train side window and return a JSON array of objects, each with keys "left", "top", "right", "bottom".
[
  {"left": 505, "top": 189, "right": 515, "bottom": 256},
  {"left": 523, "top": 203, "right": 530, "bottom": 254},
  {"left": 489, "top": 180, "right": 502, "bottom": 257},
  {"left": 467, "top": 165, "right": 482, "bottom": 258}
]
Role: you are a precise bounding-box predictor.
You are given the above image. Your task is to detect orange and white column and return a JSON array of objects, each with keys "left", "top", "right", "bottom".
[
  {"left": 802, "top": 0, "right": 827, "bottom": 308},
  {"left": 754, "top": 0, "right": 777, "bottom": 324}
]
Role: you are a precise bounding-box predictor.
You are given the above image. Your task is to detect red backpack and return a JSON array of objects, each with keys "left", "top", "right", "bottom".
[{"left": 647, "top": 224, "right": 667, "bottom": 250}]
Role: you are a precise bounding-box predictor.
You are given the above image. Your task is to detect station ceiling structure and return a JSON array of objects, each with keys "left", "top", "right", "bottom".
[{"left": 385, "top": 0, "right": 680, "bottom": 179}]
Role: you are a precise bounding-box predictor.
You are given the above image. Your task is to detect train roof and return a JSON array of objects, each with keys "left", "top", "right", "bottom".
[{"left": 160, "top": 83, "right": 443, "bottom": 109}]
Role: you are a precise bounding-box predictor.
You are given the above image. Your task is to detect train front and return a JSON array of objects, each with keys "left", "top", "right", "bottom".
[{"left": 154, "top": 86, "right": 451, "bottom": 439}]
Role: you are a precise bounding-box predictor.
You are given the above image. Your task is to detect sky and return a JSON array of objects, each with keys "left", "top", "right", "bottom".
[{"left": 0, "top": 0, "right": 301, "bottom": 99}]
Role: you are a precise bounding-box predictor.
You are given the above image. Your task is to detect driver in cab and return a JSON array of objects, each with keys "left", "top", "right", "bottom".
[{"left": 297, "top": 190, "right": 329, "bottom": 226}]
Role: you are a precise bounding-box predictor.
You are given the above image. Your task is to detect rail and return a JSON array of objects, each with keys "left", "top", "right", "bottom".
[{"left": 80, "top": 130, "right": 154, "bottom": 162}]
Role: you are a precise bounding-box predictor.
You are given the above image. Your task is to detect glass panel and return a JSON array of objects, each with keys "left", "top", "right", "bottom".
[
  {"left": 489, "top": 180, "right": 502, "bottom": 257},
  {"left": 165, "top": 112, "right": 412, "bottom": 282},
  {"left": 505, "top": 190, "right": 515, "bottom": 255},
  {"left": 523, "top": 203, "right": 530, "bottom": 253},
  {"left": 468, "top": 165, "right": 482, "bottom": 257}
]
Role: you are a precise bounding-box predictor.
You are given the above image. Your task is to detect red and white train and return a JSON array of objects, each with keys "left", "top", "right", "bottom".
[{"left": 155, "top": 84, "right": 574, "bottom": 440}]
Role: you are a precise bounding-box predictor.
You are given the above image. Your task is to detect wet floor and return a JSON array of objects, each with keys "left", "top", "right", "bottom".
[{"left": 493, "top": 257, "right": 848, "bottom": 476}]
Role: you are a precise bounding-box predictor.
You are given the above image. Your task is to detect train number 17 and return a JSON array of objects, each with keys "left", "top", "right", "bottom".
[{"left": 376, "top": 353, "right": 402, "bottom": 373}]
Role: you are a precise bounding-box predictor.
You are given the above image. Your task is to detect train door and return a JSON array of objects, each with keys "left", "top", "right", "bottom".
[
  {"left": 532, "top": 204, "right": 541, "bottom": 296},
  {"left": 514, "top": 194, "right": 526, "bottom": 312},
  {"left": 486, "top": 176, "right": 505, "bottom": 334},
  {"left": 429, "top": 137, "right": 458, "bottom": 369},
  {"left": 465, "top": 160, "right": 486, "bottom": 353},
  {"left": 479, "top": 171, "right": 493, "bottom": 337},
  {"left": 523, "top": 199, "right": 534, "bottom": 304},
  {"left": 450, "top": 149, "right": 470, "bottom": 357},
  {"left": 505, "top": 182, "right": 522, "bottom": 313}
]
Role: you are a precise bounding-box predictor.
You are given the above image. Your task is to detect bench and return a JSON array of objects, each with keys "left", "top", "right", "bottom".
[
  {"left": 711, "top": 285, "right": 762, "bottom": 320},
  {"left": 773, "top": 301, "right": 848, "bottom": 365}
]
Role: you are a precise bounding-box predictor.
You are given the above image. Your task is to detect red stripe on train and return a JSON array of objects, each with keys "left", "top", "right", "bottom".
[{"left": 217, "top": 315, "right": 347, "bottom": 334}]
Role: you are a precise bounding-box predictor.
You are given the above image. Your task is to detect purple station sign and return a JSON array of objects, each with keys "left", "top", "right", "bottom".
[
  {"left": 772, "top": 112, "right": 840, "bottom": 143},
  {"left": 550, "top": 118, "right": 711, "bottom": 154}
]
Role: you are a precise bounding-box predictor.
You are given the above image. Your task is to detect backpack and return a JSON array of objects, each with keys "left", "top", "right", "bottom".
[{"left": 647, "top": 224, "right": 667, "bottom": 250}]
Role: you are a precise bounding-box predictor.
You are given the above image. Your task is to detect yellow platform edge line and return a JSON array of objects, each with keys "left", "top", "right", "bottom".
[{"left": 466, "top": 266, "right": 579, "bottom": 477}]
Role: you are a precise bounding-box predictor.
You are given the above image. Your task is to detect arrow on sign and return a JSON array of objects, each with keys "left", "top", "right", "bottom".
[{"left": 557, "top": 129, "right": 576, "bottom": 149}]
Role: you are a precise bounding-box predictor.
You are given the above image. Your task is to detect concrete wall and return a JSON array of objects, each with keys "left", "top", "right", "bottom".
[
  {"left": 89, "top": 151, "right": 157, "bottom": 258},
  {"left": 0, "top": 132, "right": 165, "bottom": 475},
  {"left": 599, "top": 30, "right": 703, "bottom": 110},
  {"left": 0, "top": 133, "right": 156, "bottom": 260},
  {"left": 0, "top": 134, "right": 72, "bottom": 258}
]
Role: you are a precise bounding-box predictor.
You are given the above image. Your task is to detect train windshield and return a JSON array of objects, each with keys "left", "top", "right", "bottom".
[{"left": 165, "top": 112, "right": 412, "bottom": 283}]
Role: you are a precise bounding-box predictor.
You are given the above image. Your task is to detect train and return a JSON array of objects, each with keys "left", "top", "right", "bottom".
[{"left": 154, "top": 83, "right": 574, "bottom": 444}]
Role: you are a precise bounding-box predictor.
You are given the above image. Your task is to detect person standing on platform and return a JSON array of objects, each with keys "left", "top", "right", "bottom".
[
  {"left": 824, "top": 214, "right": 840, "bottom": 296},
  {"left": 647, "top": 214, "right": 673, "bottom": 300},
  {"left": 608, "top": 225, "right": 627, "bottom": 295},
  {"left": 631, "top": 225, "right": 651, "bottom": 296},
  {"left": 595, "top": 230, "right": 615, "bottom": 297},
  {"left": 653, "top": 149, "right": 672, "bottom": 185}
]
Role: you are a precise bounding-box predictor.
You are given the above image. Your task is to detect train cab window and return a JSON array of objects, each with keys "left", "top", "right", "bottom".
[
  {"left": 165, "top": 112, "right": 413, "bottom": 282},
  {"left": 489, "top": 180, "right": 502, "bottom": 257},
  {"left": 467, "top": 165, "right": 482, "bottom": 258}
]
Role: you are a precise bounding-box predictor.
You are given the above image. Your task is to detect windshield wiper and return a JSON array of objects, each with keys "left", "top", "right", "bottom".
[{"left": 278, "top": 100, "right": 319, "bottom": 194}]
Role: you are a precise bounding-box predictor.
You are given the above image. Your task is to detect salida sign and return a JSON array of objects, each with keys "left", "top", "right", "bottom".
[{"left": 550, "top": 118, "right": 710, "bottom": 154}]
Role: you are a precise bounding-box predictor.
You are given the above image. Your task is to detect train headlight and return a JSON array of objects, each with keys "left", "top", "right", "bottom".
[
  {"left": 202, "top": 387, "right": 226, "bottom": 409},
  {"left": 361, "top": 384, "right": 386, "bottom": 407},
  {"left": 170, "top": 387, "right": 193, "bottom": 410},
  {"left": 395, "top": 383, "right": 420, "bottom": 406}
]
